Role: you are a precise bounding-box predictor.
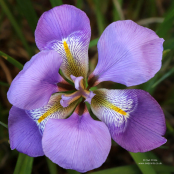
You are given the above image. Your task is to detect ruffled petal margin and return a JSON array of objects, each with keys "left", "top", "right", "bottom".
[
  {"left": 8, "top": 106, "right": 44, "bottom": 157},
  {"left": 7, "top": 50, "right": 62, "bottom": 110},
  {"left": 91, "top": 89, "right": 166, "bottom": 152},
  {"left": 42, "top": 111, "right": 111, "bottom": 172},
  {"left": 88, "top": 20, "right": 164, "bottom": 87}
]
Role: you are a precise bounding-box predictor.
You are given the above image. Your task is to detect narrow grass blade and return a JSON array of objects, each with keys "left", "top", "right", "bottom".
[
  {"left": 152, "top": 67, "right": 174, "bottom": 88},
  {"left": 147, "top": 0, "right": 157, "bottom": 17},
  {"left": 50, "top": 0, "right": 63, "bottom": 7},
  {"left": 67, "top": 169, "right": 80, "bottom": 174},
  {"left": 16, "top": 0, "right": 38, "bottom": 32},
  {"left": 112, "top": 0, "right": 124, "bottom": 21},
  {"left": 166, "top": 120, "right": 174, "bottom": 133},
  {"left": 46, "top": 157, "right": 58, "bottom": 174},
  {"left": 89, "top": 38, "right": 99, "bottom": 48},
  {"left": 0, "top": 51, "right": 23, "bottom": 70},
  {"left": 93, "top": 0, "right": 106, "bottom": 35},
  {"left": 14, "top": 153, "right": 34, "bottom": 174},
  {"left": 129, "top": 152, "right": 157, "bottom": 174},
  {"left": 0, "top": 121, "right": 8, "bottom": 128},
  {"left": 0, "top": 81, "right": 10, "bottom": 87},
  {"left": 0, "top": 0, "right": 32, "bottom": 57},
  {"left": 132, "top": 0, "right": 143, "bottom": 20}
]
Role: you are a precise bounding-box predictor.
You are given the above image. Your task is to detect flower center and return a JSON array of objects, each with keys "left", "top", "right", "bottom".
[{"left": 60, "top": 75, "right": 95, "bottom": 107}]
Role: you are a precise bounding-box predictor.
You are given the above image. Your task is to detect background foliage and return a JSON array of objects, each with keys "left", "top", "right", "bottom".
[{"left": 0, "top": 0, "right": 174, "bottom": 174}]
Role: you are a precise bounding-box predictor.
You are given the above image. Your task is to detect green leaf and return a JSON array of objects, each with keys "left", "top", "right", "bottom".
[
  {"left": 138, "top": 74, "right": 158, "bottom": 95},
  {"left": 89, "top": 38, "right": 99, "bottom": 48},
  {"left": 46, "top": 157, "right": 58, "bottom": 174},
  {"left": 90, "top": 86, "right": 98, "bottom": 91},
  {"left": 0, "top": 0, "right": 32, "bottom": 57},
  {"left": 93, "top": 0, "right": 106, "bottom": 35},
  {"left": 154, "top": 165, "right": 174, "bottom": 173},
  {"left": 166, "top": 120, "right": 174, "bottom": 133},
  {"left": 76, "top": 0, "right": 83, "bottom": 9},
  {"left": 163, "top": 38, "right": 174, "bottom": 50},
  {"left": 156, "top": 8, "right": 174, "bottom": 38},
  {"left": 152, "top": 67, "right": 174, "bottom": 88},
  {"left": 89, "top": 164, "right": 174, "bottom": 174},
  {"left": 50, "top": 0, "right": 63, "bottom": 7},
  {"left": 66, "top": 169, "right": 80, "bottom": 174},
  {"left": 14, "top": 153, "right": 34, "bottom": 174},
  {"left": 16, "top": 0, "right": 38, "bottom": 32},
  {"left": 0, "top": 81, "right": 10, "bottom": 87},
  {"left": 145, "top": 151, "right": 170, "bottom": 174},
  {"left": 113, "top": 0, "right": 124, "bottom": 21},
  {"left": 90, "top": 165, "right": 141, "bottom": 174},
  {"left": 0, "top": 51, "right": 23, "bottom": 70},
  {"left": 129, "top": 152, "right": 157, "bottom": 174}
]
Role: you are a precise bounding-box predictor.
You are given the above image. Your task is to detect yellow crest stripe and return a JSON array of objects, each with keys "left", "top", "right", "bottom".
[
  {"left": 38, "top": 101, "right": 62, "bottom": 123},
  {"left": 93, "top": 95, "right": 127, "bottom": 116},
  {"left": 63, "top": 41, "right": 80, "bottom": 77},
  {"left": 37, "top": 95, "right": 79, "bottom": 123}
]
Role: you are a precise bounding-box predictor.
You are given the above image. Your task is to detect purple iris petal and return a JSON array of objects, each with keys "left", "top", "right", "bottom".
[
  {"left": 90, "top": 20, "right": 164, "bottom": 87},
  {"left": 7, "top": 4, "right": 167, "bottom": 172},
  {"left": 7, "top": 50, "right": 62, "bottom": 110},
  {"left": 42, "top": 111, "right": 111, "bottom": 172},
  {"left": 35, "top": 5, "right": 91, "bottom": 51},
  {"left": 35, "top": 5, "right": 91, "bottom": 82},
  {"left": 26, "top": 93, "right": 79, "bottom": 135},
  {"left": 8, "top": 106, "right": 44, "bottom": 157},
  {"left": 91, "top": 89, "right": 166, "bottom": 152},
  {"left": 112, "top": 89, "right": 166, "bottom": 152}
]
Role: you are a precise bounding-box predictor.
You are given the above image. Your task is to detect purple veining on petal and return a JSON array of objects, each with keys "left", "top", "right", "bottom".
[
  {"left": 7, "top": 50, "right": 62, "bottom": 110},
  {"left": 91, "top": 89, "right": 166, "bottom": 152},
  {"left": 91, "top": 89, "right": 137, "bottom": 134},
  {"left": 26, "top": 93, "right": 79, "bottom": 135},
  {"left": 91, "top": 20, "right": 164, "bottom": 87},
  {"left": 42, "top": 111, "right": 111, "bottom": 172},
  {"left": 8, "top": 106, "right": 44, "bottom": 157},
  {"left": 35, "top": 5, "right": 91, "bottom": 51},
  {"left": 35, "top": 5, "right": 91, "bottom": 82}
]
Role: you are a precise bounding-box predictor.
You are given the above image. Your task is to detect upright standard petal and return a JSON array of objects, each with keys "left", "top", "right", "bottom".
[
  {"left": 42, "top": 106, "right": 111, "bottom": 172},
  {"left": 88, "top": 20, "right": 164, "bottom": 87},
  {"left": 26, "top": 93, "right": 79, "bottom": 135},
  {"left": 91, "top": 89, "right": 166, "bottom": 152},
  {"left": 7, "top": 50, "right": 62, "bottom": 110},
  {"left": 35, "top": 5, "right": 91, "bottom": 82},
  {"left": 8, "top": 106, "right": 44, "bottom": 157}
]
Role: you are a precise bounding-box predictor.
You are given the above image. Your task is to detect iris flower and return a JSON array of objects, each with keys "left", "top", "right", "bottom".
[{"left": 7, "top": 5, "right": 166, "bottom": 173}]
